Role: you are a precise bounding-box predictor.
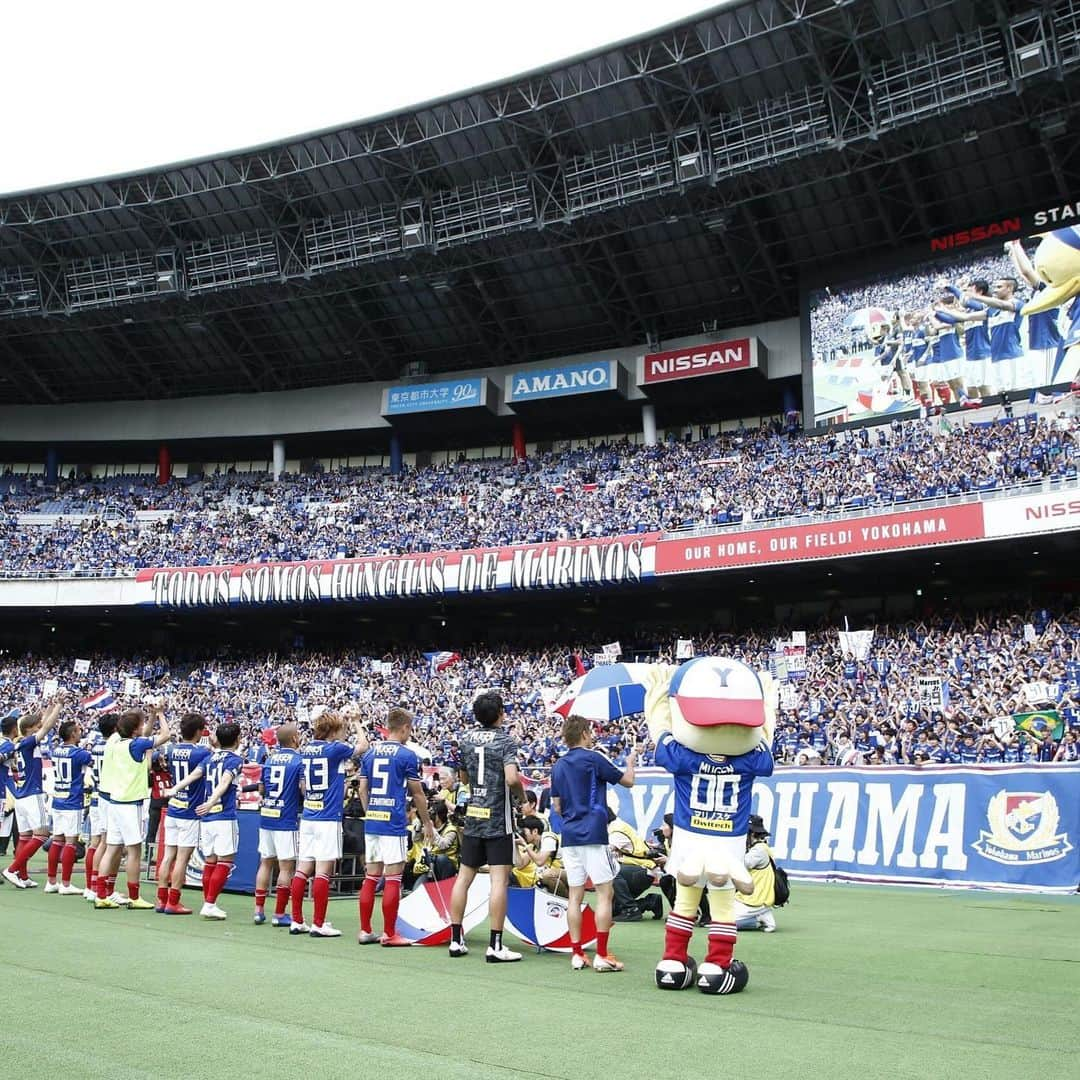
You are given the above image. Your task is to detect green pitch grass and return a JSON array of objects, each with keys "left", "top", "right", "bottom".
[{"left": 1, "top": 880, "right": 1076, "bottom": 1080}]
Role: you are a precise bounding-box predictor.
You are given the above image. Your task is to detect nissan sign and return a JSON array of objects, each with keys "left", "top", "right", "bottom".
[
  {"left": 506, "top": 359, "right": 618, "bottom": 403},
  {"left": 638, "top": 338, "right": 759, "bottom": 385}
]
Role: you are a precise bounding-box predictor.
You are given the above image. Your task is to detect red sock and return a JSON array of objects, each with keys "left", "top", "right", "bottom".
[
  {"left": 381, "top": 875, "right": 402, "bottom": 937},
  {"left": 18, "top": 836, "right": 44, "bottom": 877},
  {"left": 209, "top": 862, "right": 232, "bottom": 903},
  {"left": 312, "top": 874, "right": 330, "bottom": 927},
  {"left": 663, "top": 913, "right": 695, "bottom": 962},
  {"left": 274, "top": 884, "right": 289, "bottom": 917},
  {"left": 705, "top": 921, "right": 737, "bottom": 967},
  {"left": 358, "top": 874, "right": 379, "bottom": 933},
  {"left": 168, "top": 888, "right": 181, "bottom": 907},
  {"left": 127, "top": 881, "right": 140, "bottom": 901},
  {"left": 290, "top": 872, "right": 308, "bottom": 924},
  {"left": 201, "top": 863, "right": 214, "bottom": 901},
  {"left": 106, "top": 875, "right": 117, "bottom": 893},
  {"left": 571, "top": 940, "right": 584, "bottom": 957},
  {"left": 61, "top": 844, "right": 77, "bottom": 886},
  {"left": 85, "top": 846, "right": 96, "bottom": 890},
  {"left": 157, "top": 885, "right": 169, "bottom": 906},
  {"left": 255, "top": 888, "right": 268, "bottom": 912},
  {"left": 7, "top": 836, "right": 26, "bottom": 873},
  {"left": 596, "top": 930, "right": 610, "bottom": 956},
  {"left": 96, "top": 875, "right": 110, "bottom": 900},
  {"left": 47, "top": 841, "right": 63, "bottom": 883}
]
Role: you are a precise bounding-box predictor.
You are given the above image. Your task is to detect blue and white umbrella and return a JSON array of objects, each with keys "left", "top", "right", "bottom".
[{"left": 567, "top": 662, "right": 653, "bottom": 721}]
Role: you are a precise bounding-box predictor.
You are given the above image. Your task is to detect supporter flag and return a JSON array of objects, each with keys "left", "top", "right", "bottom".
[
  {"left": 395, "top": 875, "right": 491, "bottom": 945},
  {"left": 1029, "top": 390, "right": 1069, "bottom": 405},
  {"left": 423, "top": 651, "right": 460, "bottom": 676},
  {"left": 676, "top": 638, "right": 694, "bottom": 659},
  {"left": 504, "top": 887, "right": 597, "bottom": 953},
  {"left": 572, "top": 653, "right": 587, "bottom": 677},
  {"left": 553, "top": 676, "right": 585, "bottom": 718},
  {"left": 80, "top": 688, "right": 117, "bottom": 713},
  {"left": 1013, "top": 710, "right": 1064, "bottom": 741},
  {"left": 572, "top": 663, "right": 652, "bottom": 720}
]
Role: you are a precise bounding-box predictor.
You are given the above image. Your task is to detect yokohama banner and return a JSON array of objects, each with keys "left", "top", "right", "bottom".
[
  {"left": 654, "top": 503, "right": 985, "bottom": 574},
  {"left": 134, "top": 533, "right": 659, "bottom": 607}
]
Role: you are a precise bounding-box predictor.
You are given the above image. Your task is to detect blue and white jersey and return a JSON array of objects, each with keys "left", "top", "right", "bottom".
[
  {"left": 201, "top": 749, "right": 243, "bottom": 821},
  {"left": 987, "top": 307, "right": 1024, "bottom": 361},
  {"left": 50, "top": 744, "right": 93, "bottom": 811},
  {"left": 0, "top": 737, "right": 14, "bottom": 795},
  {"left": 300, "top": 740, "right": 355, "bottom": 822},
  {"left": 360, "top": 741, "right": 421, "bottom": 837},
  {"left": 654, "top": 732, "right": 773, "bottom": 837},
  {"left": 962, "top": 300, "right": 991, "bottom": 360},
  {"left": 11, "top": 735, "right": 45, "bottom": 798},
  {"left": 549, "top": 746, "right": 625, "bottom": 846},
  {"left": 166, "top": 743, "right": 213, "bottom": 820},
  {"left": 259, "top": 747, "right": 303, "bottom": 831},
  {"left": 89, "top": 731, "right": 107, "bottom": 803}
]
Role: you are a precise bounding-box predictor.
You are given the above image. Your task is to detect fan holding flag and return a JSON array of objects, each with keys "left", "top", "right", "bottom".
[{"left": 424, "top": 651, "right": 460, "bottom": 678}]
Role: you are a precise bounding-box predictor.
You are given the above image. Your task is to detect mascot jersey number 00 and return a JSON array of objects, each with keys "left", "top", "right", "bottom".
[{"left": 645, "top": 657, "right": 776, "bottom": 996}]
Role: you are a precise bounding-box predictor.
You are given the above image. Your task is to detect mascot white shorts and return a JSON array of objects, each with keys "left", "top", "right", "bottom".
[{"left": 665, "top": 826, "right": 748, "bottom": 891}]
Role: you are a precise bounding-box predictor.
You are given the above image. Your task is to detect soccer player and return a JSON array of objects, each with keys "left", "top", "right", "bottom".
[
  {"left": 254, "top": 722, "right": 304, "bottom": 927},
  {"left": 974, "top": 277, "right": 1025, "bottom": 393},
  {"left": 84, "top": 713, "right": 119, "bottom": 901},
  {"left": 194, "top": 721, "right": 244, "bottom": 920},
  {"left": 94, "top": 705, "right": 171, "bottom": 909},
  {"left": 357, "top": 707, "right": 434, "bottom": 946},
  {"left": 2, "top": 693, "right": 66, "bottom": 889},
  {"left": 45, "top": 719, "right": 93, "bottom": 895},
  {"left": 290, "top": 709, "right": 369, "bottom": 937},
  {"left": 448, "top": 691, "right": 524, "bottom": 962},
  {"left": 550, "top": 714, "right": 637, "bottom": 971},
  {"left": 155, "top": 712, "right": 212, "bottom": 914}
]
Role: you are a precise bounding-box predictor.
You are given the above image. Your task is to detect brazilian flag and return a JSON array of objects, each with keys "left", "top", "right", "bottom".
[{"left": 1013, "top": 710, "right": 1064, "bottom": 741}]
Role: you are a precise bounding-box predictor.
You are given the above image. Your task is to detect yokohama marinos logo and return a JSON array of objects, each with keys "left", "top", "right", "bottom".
[
  {"left": 972, "top": 790, "right": 1073, "bottom": 865},
  {"left": 641, "top": 338, "right": 754, "bottom": 384}
]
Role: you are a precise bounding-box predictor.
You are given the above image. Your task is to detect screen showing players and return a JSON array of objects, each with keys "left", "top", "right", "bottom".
[{"left": 808, "top": 230, "right": 1077, "bottom": 425}]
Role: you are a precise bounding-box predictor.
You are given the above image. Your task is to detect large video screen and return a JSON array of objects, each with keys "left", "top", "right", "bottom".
[{"left": 808, "top": 230, "right": 1078, "bottom": 425}]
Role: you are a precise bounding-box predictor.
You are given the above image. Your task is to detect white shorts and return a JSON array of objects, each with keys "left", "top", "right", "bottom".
[
  {"left": 14, "top": 794, "right": 48, "bottom": 833},
  {"left": 664, "top": 826, "right": 748, "bottom": 892},
  {"left": 51, "top": 809, "right": 84, "bottom": 838},
  {"left": 164, "top": 817, "right": 201, "bottom": 849},
  {"left": 200, "top": 819, "right": 239, "bottom": 858},
  {"left": 258, "top": 828, "right": 299, "bottom": 861},
  {"left": 365, "top": 833, "right": 408, "bottom": 867},
  {"left": 88, "top": 800, "right": 107, "bottom": 838},
  {"left": 298, "top": 819, "right": 342, "bottom": 862},
  {"left": 561, "top": 844, "right": 618, "bottom": 888},
  {"left": 106, "top": 802, "right": 148, "bottom": 847}
]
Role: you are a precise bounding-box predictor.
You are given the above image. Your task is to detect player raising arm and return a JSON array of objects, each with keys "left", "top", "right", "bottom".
[
  {"left": 3, "top": 692, "right": 67, "bottom": 889},
  {"left": 290, "top": 709, "right": 369, "bottom": 938},
  {"left": 94, "top": 704, "right": 171, "bottom": 909},
  {"left": 550, "top": 715, "right": 637, "bottom": 972},
  {"left": 357, "top": 707, "right": 434, "bottom": 946},
  {"left": 449, "top": 691, "right": 524, "bottom": 963}
]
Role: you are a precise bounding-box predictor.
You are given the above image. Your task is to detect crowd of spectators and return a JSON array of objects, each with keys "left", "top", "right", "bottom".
[
  {"left": 1, "top": 408, "right": 1075, "bottom": 575},
  {"left": 2, "top": 606, "right": 1077, "bottom": 769}
]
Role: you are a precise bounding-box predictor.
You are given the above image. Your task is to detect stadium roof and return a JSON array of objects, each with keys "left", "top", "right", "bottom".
[{"left": 2, "top": 0, "right": 1080, "bottom": 406}]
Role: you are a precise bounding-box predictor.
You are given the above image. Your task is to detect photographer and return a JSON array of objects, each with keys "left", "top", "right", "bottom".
[
  {"left": 512, "top": 815, "right": 566, "bottom": 897},
  {"left": 607, "top": 808, "right": 663, "bottom": 922},
  {"left": 413, "top": 800, "right": 461, "bottom": 885},
  {"left": 733, "top": 815, "right": 777, "bottom": 933}
]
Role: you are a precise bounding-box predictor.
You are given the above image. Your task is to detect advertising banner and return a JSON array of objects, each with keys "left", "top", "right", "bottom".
[
  {"left": 134, "top": 533, "right": 658, "bottom": 607},
  {"left": 655, "top": 503, "right": 984, "bottom": 574},
  {"left": 506, "top": 359, "right": 617, "bottom": 403},
  {"left": 612, "top": 765, "right": 1080, "bottom": 893},
  {"left": 638, "top": 337, "right": 758, "bottom": 385},
  {"left": 982, "top": 489, "right": 1080, "bottom": 538},
  {"left": 382, "top": 377, "right": 491, "bottom": 416}
]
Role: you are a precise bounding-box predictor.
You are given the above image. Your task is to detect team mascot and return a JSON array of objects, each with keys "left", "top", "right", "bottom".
[
  {"left": 645, "top": 657, "right": 776, "bottom": 995},
  {"left": 1021, "top": 225, "right": 1080, "bottom": 386}
]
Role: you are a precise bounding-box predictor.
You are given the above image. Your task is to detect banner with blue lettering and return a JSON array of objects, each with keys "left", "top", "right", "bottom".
[{"left": 612, "top": 766, "right": 1079, "bottom": 894}]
